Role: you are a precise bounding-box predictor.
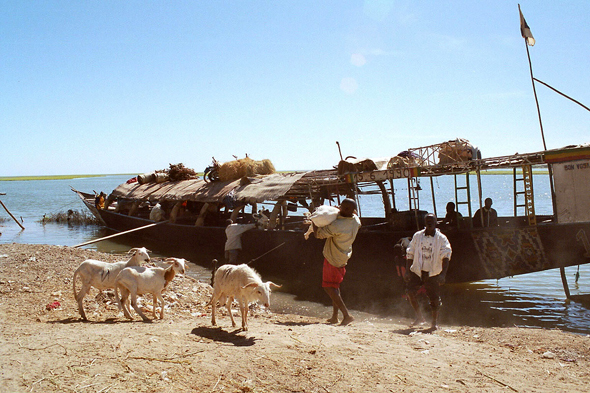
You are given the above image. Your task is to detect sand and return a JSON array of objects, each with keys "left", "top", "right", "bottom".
[{"left": 0, "top": 243, "right": 589, "bottom": 392}]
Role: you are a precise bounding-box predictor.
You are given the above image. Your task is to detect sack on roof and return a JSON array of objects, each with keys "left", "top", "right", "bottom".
[
  {"left": 217, "top": 157, "right": 275, "bottom": 181},
  {"left": 438, "top": 139, "right": 481, "bottom": 164}
]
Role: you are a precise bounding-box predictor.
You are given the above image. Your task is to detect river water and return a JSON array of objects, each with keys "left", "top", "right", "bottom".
[{"left": 1, "top": 174, "right": 589, "bottom": 334}]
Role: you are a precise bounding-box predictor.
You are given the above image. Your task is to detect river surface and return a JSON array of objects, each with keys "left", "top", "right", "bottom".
[{"left": 1, "top": 174, "right": 589, "bottom": 334}]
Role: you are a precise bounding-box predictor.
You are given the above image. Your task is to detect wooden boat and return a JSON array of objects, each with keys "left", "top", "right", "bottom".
[{"left": 76, "top": 143, "right": 590, "bottom": 306}]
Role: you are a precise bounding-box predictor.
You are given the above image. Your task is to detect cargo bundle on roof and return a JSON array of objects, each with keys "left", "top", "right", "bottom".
[{"left": 217, "top": 157, "right": 276, "bottom": 181}]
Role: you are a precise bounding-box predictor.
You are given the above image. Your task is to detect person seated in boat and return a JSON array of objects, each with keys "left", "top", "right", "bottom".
[
  {"left": 473, "top": 198, "right": 499, "bottom": 227},
  {"left": 224, "top": 219, "right": 257, "bottom": 264},
  {"left": 441, "top": 202, "right": 462, "bottom": 229},
  {"left": 94, "top": 192, "right": 106, "bottom": 210}
]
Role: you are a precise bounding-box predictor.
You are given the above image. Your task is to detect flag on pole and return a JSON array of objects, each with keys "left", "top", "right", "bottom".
[{"left": 518, "top": 4, "right": 535, "bottom": 46}]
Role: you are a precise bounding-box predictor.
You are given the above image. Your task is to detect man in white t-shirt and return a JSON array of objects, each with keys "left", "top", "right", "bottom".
[{"left": 405, "top": 214, "right": 452, "bottom": 331}]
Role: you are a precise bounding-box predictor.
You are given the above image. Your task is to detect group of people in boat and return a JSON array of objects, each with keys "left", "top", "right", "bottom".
[{"left": 441, "top": 197, "right": 498, "bottom": 229}]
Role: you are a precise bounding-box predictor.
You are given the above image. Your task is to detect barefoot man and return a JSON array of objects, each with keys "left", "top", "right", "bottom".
[
  {"left": 405, "top": 213, "right": 452, "bottom": 331},
  {"left": 313, "top": 198, "right": 361, "bottom": 326}
]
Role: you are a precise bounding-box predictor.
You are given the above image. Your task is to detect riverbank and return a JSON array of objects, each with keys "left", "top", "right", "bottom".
[{"left": 1, "top": 244, "right": 588, "bottom": 392}]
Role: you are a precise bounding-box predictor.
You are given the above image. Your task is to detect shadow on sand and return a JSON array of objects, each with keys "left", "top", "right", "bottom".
[
  {"left": 274, "top": 320, "right": 320, "bottom": 327},
  {"left": 191, "top": 326, "right": 258, "bottom": 347},
  {"left": 392, "top": 326, "right": 437, "bottom": 335},
  {"left": 47, "top": 317, "right": 129, "bottom": 325}
]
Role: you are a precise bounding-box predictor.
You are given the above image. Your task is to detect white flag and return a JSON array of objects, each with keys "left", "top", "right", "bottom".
[{"left": 519, "top": 5, "right": 535, "bottom": 46}]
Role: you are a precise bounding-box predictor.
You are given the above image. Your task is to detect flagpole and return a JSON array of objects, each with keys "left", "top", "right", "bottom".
[
  {"left": 524, "top": 40, "right": 547, "bottom": 150},
  {"left": 519, "top": 5, "right": 557, "bottom": 215},
  {"left": 519, "top": 4, "right": 565, "bottom": 296},
  {"left": 524, "top": 37, "right": 557, "bottom": 210}
]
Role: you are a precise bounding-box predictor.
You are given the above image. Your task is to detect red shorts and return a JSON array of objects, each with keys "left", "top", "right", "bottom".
[{"left": 322, "top": 258, "right": 346, "bottom": 288}]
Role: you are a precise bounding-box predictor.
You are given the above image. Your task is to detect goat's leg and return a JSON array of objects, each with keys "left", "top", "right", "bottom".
[
  {"left": 119, "top": 288, "right": 133, "bottom": 320},
  {"left": 226, "top": 297, "right": 236, "bottom": 328},
  {"left": 210, "top": 292, "right": 219, "bottom": 326},
  {"left": 75, "top": 283, "right": 91, "bottom": 320},
  {"left": 130, "top": 294, "right": 149, "bottom": 321},
  {"left": 155, "top": 294, "right": 165, "bottom": 319},
  {"left": 241, "top": 303, "right": 248, "bottom": 331},
  {"left": 152, "top": 295, "right": 158, "bottom": 319}
]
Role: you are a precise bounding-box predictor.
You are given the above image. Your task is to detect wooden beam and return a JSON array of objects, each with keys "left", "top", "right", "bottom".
[
  {"left": 0, "top": 199, "right": 25, "bottom": 230},
  {"left": 72, "top": 220, "right": 168, "bottom": 248}
]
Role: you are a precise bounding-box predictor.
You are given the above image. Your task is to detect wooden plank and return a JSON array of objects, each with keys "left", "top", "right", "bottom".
[{"left": 72, "top": 220, "right": 168, "bottom": 248}]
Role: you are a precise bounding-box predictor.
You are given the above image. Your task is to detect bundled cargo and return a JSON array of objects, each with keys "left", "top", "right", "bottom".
[
  {"left": 217, "top": 156, "right": 276, "bottom": 181},
  {"left": 137, "top": 163, "right": 198, "bottom": 185},
  {"left": 168, "top": 163, "right": 199, "bottom": 182},
  {"left": 438, "top": 138, "right": 481, "bottom": 164},
  {"left": 387, "top": 151, "right": 424, "bottom": 169}
]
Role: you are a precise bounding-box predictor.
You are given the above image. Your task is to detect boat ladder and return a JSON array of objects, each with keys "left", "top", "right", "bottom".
[
  {"left": 513, "top": 165, "right": 536, "bottom": 225},
  {"left": 454, "top": 173, "right": 472, "bottom": 220},
  {"left": 407, "top": 177, "right": 420, "bottom": 211},
  {"left": 408, "top": 177, "right": 421, "bottom": 230}
]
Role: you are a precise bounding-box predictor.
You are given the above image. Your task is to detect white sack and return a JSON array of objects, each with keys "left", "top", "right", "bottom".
[{"left": 304, "top": 205, "right": 340, "bottom": 240}]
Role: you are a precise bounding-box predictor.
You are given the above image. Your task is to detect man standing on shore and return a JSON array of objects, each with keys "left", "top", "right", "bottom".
[
  {"left": 405, "top": 213, "right": 452, "bottom": 331},
  {"left": 313, "top": 198, "right": 361, "bottom": 326}
]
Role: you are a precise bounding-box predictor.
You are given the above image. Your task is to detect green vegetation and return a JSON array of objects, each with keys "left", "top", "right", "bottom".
[
  {"left": 0, "top": 174, "right": 133, "bottom": 181},
  {"left": 38, "top": 209, "right": 99, "bottom": 225}
]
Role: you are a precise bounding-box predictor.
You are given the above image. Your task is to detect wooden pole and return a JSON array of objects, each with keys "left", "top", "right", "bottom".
[
  {"left": 522, "top": 29, "right": 565, "bottom": 297},
  {"left": 72, "top": 220, "right": 168, "bottom": 248},
  {"left": 525, "top": 43, "right": 547, "bottom": 150},
  {"left": 524, "top": 38, "right": 558, "bottom": 217},
  {"left": 429, "top": 176, "right": 437, "bottom": 218},
  {"left": 0, "top": 199, "right": 25, "bottom": 230},
  {"left": 560, "top": 267, "right": 571, "bottom": 299}
]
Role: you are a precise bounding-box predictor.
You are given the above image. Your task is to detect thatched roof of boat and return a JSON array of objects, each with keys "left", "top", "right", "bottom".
[{"left": 109, "top": 172, "right": 329, "bottom": 203}]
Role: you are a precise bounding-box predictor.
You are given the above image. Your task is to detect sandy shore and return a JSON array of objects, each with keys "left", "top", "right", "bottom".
[{"left": 0, "top": 243, "right": 589, "bottom": 392}]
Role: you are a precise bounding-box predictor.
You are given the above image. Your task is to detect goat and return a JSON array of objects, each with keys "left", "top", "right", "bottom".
[
  {"left": 115, "top": 258, "right": 186, "bottom": 321},
  {"left": 73, "top": 247, "right": 151, "bottom": 320},
  {"left": 210, "top": 264, "right": 281, "bottom": 331}
]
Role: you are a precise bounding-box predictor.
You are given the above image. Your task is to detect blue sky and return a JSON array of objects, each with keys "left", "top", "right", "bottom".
[{"left": 1, "top": 1, "right": 589, "bottom": 176}]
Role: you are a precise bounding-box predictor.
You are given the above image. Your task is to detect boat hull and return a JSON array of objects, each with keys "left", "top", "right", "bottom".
[{"left": 84, "top": 198, "right": 590, "bottom": 306}]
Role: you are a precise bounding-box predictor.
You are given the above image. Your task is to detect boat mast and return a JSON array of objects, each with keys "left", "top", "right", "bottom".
[{"left": 519, "top": 4, "right": 568, "bottom": 298}]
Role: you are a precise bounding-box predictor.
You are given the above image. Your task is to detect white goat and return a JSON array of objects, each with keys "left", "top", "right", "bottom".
[
  {"left": 115, "top": 258, "right": 186, "bottom": 321},
  {"left": 73, "top": 247, "right": 151, "bottom": 320},
  {"left": 210, "top": 264, "right": 281, "bottom": 331}
]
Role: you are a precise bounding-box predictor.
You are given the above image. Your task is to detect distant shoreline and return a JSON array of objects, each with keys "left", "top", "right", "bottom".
[
  {"left": 0, "top": 174, "right": 136, "bottom": 181},
  {"left": 0, "top": 169, "right": 549, "bottom": 182}
]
